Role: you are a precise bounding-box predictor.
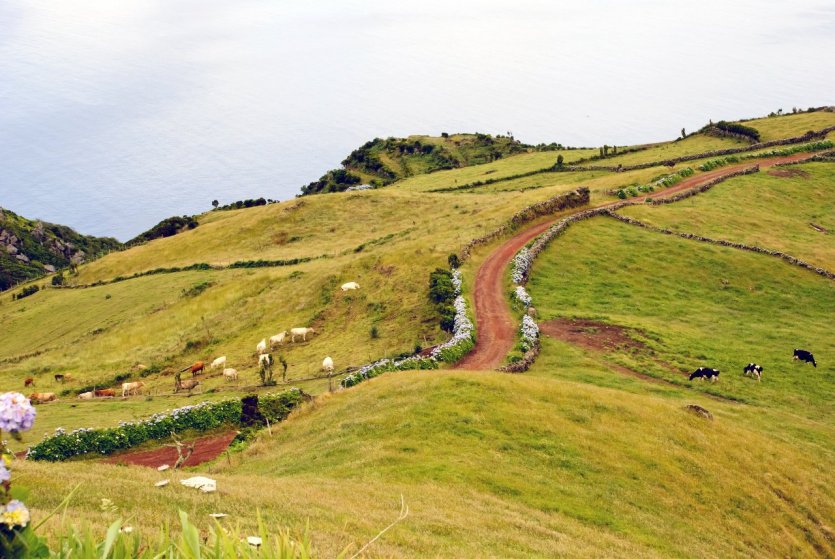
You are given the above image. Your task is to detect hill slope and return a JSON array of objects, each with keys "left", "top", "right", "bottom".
[{"left": 0, "top": 206, "right": 121, "bottom": 291}]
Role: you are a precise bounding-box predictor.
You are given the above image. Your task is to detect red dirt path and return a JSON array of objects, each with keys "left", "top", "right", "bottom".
[
  {"left": 102, "top": 431, "right": 237, "bottom": 468},
  {"left": 455, "top": 153, "right": 815, "bottom": 370}
]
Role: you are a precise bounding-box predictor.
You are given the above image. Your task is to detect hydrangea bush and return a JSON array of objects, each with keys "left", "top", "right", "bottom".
[
  {"left": 514, "top": 286, "right": 532, "bottom": 307},
  {"left": 27, "top": 390, "right": 306, "bottom": 463},
  {"left": 0, "top": 393, "right": 44, "bottom": 557},
  {"left": 511, "top": 247, "right": 532, "bottom": 284},
  {"left": 519, "top": 315, "right": 540, "bottom": 351}
]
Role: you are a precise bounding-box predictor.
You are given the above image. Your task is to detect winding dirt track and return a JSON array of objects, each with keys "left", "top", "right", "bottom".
[{"left": 454, "top": 152, "right": 816, "bottom": 370}]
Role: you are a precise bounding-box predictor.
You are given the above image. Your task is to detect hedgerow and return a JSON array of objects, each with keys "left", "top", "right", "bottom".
[{"left": 27, "top": 390, "right": 304, "bottom": 462}]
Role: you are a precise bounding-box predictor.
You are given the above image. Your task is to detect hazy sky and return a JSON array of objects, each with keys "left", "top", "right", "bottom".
[{"left": 1, "top": 0, "right": 833, "bottom": 239}]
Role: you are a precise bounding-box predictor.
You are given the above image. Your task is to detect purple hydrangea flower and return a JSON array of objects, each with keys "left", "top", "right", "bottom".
[
  {"left": 0, "top": 461, "right": 10, "bottom": 483},
  {"left": 0, "top": 393, "right": 36, "bottom": 433}
]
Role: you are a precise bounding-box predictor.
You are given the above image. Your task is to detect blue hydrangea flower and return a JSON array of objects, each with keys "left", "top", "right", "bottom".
[{"left": 0, "top": 393, "right": 36, "bottom": 433}]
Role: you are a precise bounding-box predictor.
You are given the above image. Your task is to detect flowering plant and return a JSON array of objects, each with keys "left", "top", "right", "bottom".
[{"left": 0, "top": 393, "right": 47, "bottom": 557}]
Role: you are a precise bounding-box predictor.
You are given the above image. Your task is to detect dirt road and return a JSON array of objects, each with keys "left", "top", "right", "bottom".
[
  {"left": 454, "top": 153, "right": 816, "bottom": 370},
  {"left": 102, "top": 431, "right": 237, "bottom": 468}
]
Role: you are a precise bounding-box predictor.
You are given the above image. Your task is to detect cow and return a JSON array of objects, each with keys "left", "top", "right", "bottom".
[
  {"left": 122, "top": 381, "right": 145, "bottom": 398},
  {"left": 290, "top": 327, "right": 316, "bottom": 343},
  {"left": 793, "top": 349, "right": 816, "bottom": 367},
  {"left": 94, "top": 388, "right": 116, "bottom": 398},
  {"left": 341, "top": 282, "right": 360, "bottom": 291},
  {"left": 689, "top": 367, "right": 720, "bottom": 382},
  {"left": 175, "top": 378, "right": 200, "bottom": 393},
  {"left": 29, "top": 392, "right": 57, "bottom": 404},
  {"left": 269, "top": 332, "right": 287, "bottom": 349},
  {"left": 210, "top": 356, "right": 226, "bottom": 370},
  {"left": 222, "top": 368, "right": 238, "bottom": 381},
  {"left": 23, "top": 377, "right": 34, "bottom": 388},
  {"left": 322, "top": 356, "right": 334, "bottom": 373},
  {"left": 180, "top": 361, "right": 205, "bottom": 377},
  {"left": 256, "top": 339, "right": 268, "bottom": 354},
  {"left": 77, "top": 391, "right": 94, "bottom": 400},
  {"left": 743, "top": 363, "right": 764, "bottom": 381}
]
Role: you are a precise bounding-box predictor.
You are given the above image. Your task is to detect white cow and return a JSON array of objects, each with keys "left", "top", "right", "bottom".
[
  {"left": 210, "top": 356, "right": 227, "bottom": 370},
  {"left": 341, "top": 282, "right": 360, "bottom": 291},
  {"left": 222, "top": 368, "right": 238, "bottom": 381},
  {"left": 290, "top": 327, "right": 316, "bottom": 343},
  {"left": 77, "top": 391, "right": 94, "bottom": 400},
  {"left": 121, "top": 381, "right": 145, "bottom": 398},
  {"left": 269, "top": 331, "right": 287, "bottom": 349},
  {"left": 322, "top": 356, "right": 334, "bottom": 373},
  {"left": 256, "top": 339, "right": 267, "bottom": 354}
]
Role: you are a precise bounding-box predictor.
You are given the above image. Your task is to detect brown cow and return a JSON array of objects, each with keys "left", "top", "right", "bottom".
[
  {"left": 180, "top": 361, "right": 205, "bottom": 377},
  {"left": 174, "top": 379, "right": 200, "bottom": 393},
  {"left": 24, "top": 377, "right": 34, "bottom": 387},
  {"left": 29, "top": 392, "right": 57, "bottom": 404},
  {"left": 94, "top": 388, "right": 116, "bottom": 398}
]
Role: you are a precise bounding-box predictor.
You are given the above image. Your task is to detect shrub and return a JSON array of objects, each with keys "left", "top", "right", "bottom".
[{"left": 13, "top": 285, "right": 39, "bottom": 300}]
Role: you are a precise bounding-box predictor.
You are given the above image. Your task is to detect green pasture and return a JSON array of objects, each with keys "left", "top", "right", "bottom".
[
  {"left": 527, "top": 216, "right": 835, "bottom": 426},
  {"left": 19, "top": 371, "right": 833, "bottom": 557},
  {"left": 742, "top": 110, "right": 835, "bottom": 141},
  {"left": 621, "top": 162, "right": 835, "bottom": 269}
]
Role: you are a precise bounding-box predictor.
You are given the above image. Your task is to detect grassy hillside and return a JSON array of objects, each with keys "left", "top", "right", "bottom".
[
  {"left": 4, "top": 110, "right": 834, "bottom": 557},
  {"left": 19, "top": 371, "right": 835, "bottom": 557},
  {"left": 620, "top": 162, "right": 835, "bottom": 269},
  {"left": 0, "top": 207, "right": 121, "bottom": 291},
  {"left": 301, "top": 132, "right": 548, "bottom": 194}
]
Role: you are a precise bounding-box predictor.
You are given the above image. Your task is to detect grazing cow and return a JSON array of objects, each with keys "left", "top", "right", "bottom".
[
  {"left": 322, "top": 356, "right": 334, "bottom": 373},
  {"left": 180, "top": 361, "right": 205, "bottom": 377},
  {"left": 269, "top": 331, "right": 287, "bottom": 349},
  {"left": 174, "top": 378, "right": 200, "bottom": 393},
  {"left": 77, "top": 391, "right": 94, "bottom": 400},
  {"left": 290, "top": 327, "right": 316, "bottom": 343},
  {"left": 210, "top": 356, "right": 226, "bottom": 370},
  {"left": 256, "top": 339, "right": 268, "bottom": 354},
  {"left": 121, "top": 381, "right": 145, "bottom": 398},
  {"left": 94, "top": 388, "right": 116, "bottom": 398},
  {"left": 793, "top": 349, "right": 816, "bottom": 367},
  {"left": 24, "top": 377, "right": 34, "bottom": 388},
  {"left": 29, "top": 392, "right": 57, "bottom": 404},
  {"left": 222, "top": 368, "right": 238, "bottom": 381},
  {"left": 743, "top": 363, "right": 764, "bottom": 381},
  {"left": 341, "top": 282, "right": 360, "bottom": 291},
  {"left": 689, "top": 367, "right": 720, "bottom": 382}
]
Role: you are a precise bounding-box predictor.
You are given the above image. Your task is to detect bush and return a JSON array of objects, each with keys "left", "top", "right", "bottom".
[{"left": 13, "top": 285, "right": 39, "bottom": 301}]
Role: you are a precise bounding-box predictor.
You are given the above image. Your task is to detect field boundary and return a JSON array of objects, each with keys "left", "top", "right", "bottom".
[{"left": 605, "top": 212, "right": 835, "bottom": 280}]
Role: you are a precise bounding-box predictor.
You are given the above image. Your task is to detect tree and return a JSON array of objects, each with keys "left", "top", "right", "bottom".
[
  {"left": 555, "top": 154, "right": 564, "bottom": 169},
  {"left": 211, "top": 200, "right": 219, "bottom": 209},
  {"left": 603, "top": 145, "right": 609, "bottom": 157},
  {"left": 681, "top": 127, "right": 686, "bottom": 138}
]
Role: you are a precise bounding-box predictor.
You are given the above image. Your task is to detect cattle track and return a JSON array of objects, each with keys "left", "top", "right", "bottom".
[{"left": 455, "top": 152, "right": 820, "bottom": 371}]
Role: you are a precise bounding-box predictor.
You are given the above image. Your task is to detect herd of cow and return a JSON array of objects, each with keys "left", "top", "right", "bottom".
[{"left": 689, "top": 348, "right": 817, "bottom": 383}]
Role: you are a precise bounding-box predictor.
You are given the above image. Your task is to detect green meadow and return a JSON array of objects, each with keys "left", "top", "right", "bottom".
[{"left": 3, "top": 111, "right": 834, "bottom": 557}]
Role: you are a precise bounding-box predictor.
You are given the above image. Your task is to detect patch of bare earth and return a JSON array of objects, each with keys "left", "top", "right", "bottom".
[
  {"left": 767, "top": 168, "right": 810, "bottom": 178},
  {"left": 102, "top": 431, "right": 237, "bottom": 469}
]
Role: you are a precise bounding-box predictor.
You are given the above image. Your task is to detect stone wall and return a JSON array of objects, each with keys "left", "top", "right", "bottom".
[
  {"left": 460, "top": 187, "right": 590, "bottom": 262},
  {"left": 647, "top": 166, "right": 759, "bottom": 205},
  {"left": 606, "top": 212, "right": 835, "bottom": 280}
]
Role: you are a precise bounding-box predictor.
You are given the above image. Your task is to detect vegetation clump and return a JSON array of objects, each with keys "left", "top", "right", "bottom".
[{"left": 127, "top": 215, "right": 198, "bottom": 246}]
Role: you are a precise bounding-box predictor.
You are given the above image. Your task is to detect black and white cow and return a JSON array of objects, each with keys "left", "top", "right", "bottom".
[
  {"left": 793, "top": 349, "right": 816, "bottom": 368},
  {"left": 743, "top": 363, "right": 763, "bottom": 381},
  {"left": 689, "top": 367, "right": 720, "bottom": 382}
]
